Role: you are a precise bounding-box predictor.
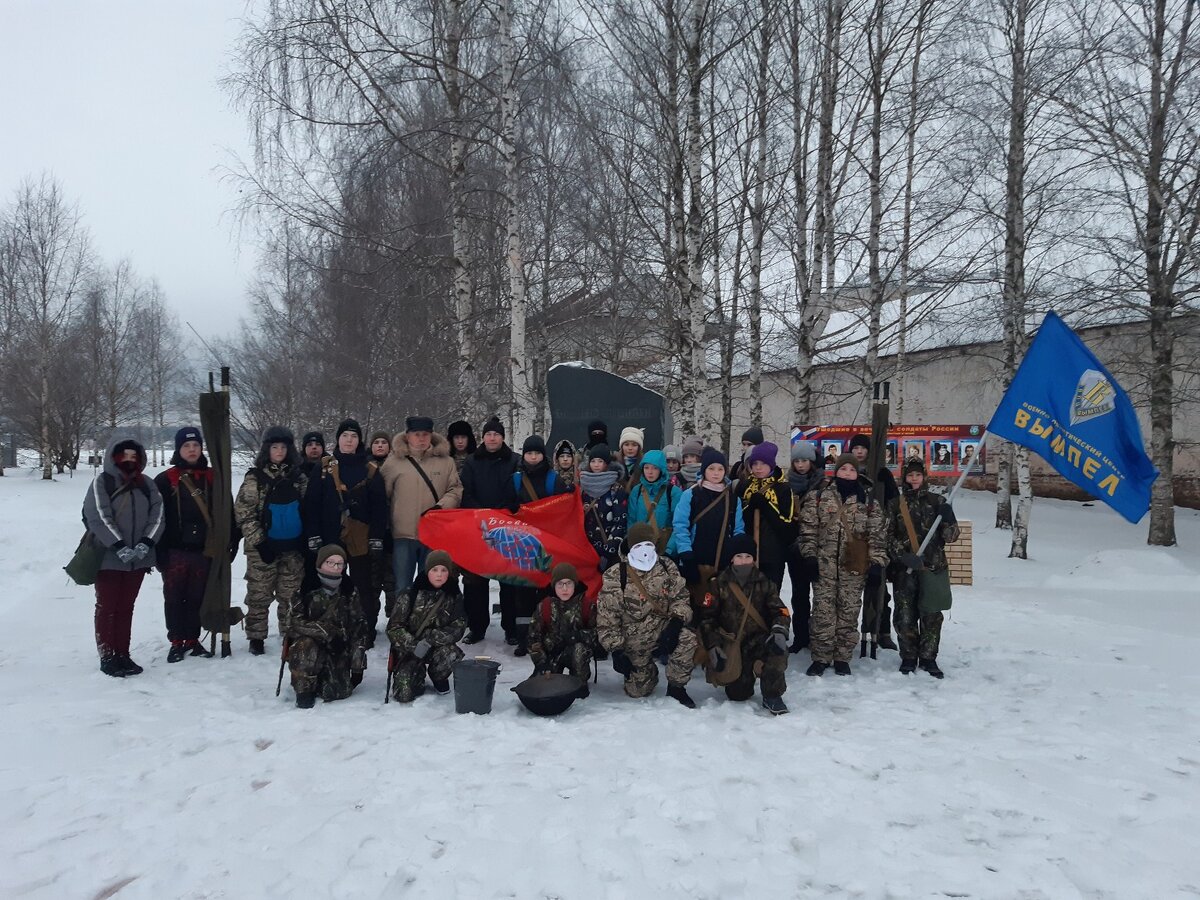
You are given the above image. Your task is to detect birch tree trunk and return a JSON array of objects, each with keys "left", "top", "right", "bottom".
[
  {"left": 498, "top": 0, "right": 533, "bottom": 441},
  {"left": 863, "top": 0, "right": 886, "bottom": 404},
  {"left": 747, "top": 0, "right": 772, "bottom": 427},
  {"left": 684, "top": 0, "right": 709, "bottom": 436}
]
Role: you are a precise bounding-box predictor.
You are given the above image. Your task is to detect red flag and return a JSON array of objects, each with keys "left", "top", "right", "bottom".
[{"left": 418, "top": 491, "right": 603, "bottom": 598}]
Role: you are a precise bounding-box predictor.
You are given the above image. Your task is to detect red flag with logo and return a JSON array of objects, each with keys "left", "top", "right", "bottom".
[{"left": 418, "top": 490, "right": 603, "bottom": 598}]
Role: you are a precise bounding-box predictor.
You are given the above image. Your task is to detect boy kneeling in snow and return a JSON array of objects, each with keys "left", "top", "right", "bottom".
[
  {"left": 386, "top": 550, "right": 467, "bottom": 702},
  {"left": 528, "top": 562, "right": 596, "bottom": 696},
  {"left": 596, "top": 523, "right": 699, "bottom": 708},
  {"left": 698, "top": 534, "right": 791, "bottom": 715},
  {"left": 287, "top": 544, "right": 368, "bottom": 708}
]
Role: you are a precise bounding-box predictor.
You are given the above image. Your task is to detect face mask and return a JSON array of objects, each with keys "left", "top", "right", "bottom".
[
  {"left": 318, "top": 572, "right": 341, "bottom": 592},
  {"left": 117, "top": 458, "right": 139, "bottom": 474},
  {"left": 627, "top": 542, "right": 658, "bottom": 572},
  {"left": 731, "top": 563, "right": 754, "bottom": 584}
]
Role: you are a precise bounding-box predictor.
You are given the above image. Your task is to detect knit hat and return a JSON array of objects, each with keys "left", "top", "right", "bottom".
[
  {"left": 587, "top": 443, "right": 612, "bottom": 462},
  {"left": 664, "top": 444, "right": 681, "bottom": 462},
  {"left": 522, "top": 435, "right": 546, "bottom": 455},
  {"left": 618, "top": 426, "right": 644, "bottom": 450},
  {"left": 904, "top": 457, "right": 926, "bottom": 477},
  {"left": 834, "top": 452, "right": 859, "bottom": 471},
  {"left": 425, "top": 549, "right": 456, "bottom": 575},
  {"left": 725, "top": 533, "right": 758, "bottom": 561},
  {"left": 741, "top": 426, "right": 764, "bottom": 445},
  {"left": 316, "top": 544, "right": 347, "bottom": 568},
  {"left": 482, "top": 416, "right": 505, "bottom": 438},
  {"left": 550, "top": 561, "right": 578, "bottom": 584},
  {"left": 700, "top": 446, "right": 728, "bottom": 474},
  {"left": 681, "top": 436, "right": 704, "bottom": 459},
  {"left": 369, "top": 431, "right": 391, "bottom": 446},
  {"left": 626, "top": 522, "right": 657, "bottom": 547},
  {"left": 336, "top": 419, "right": 363, "bottom": 443},
  {"left": 406, "top": 415, "right": 435, "bottom": 433},
  {"left": 302, "top": 431, "right": 325, "bottom": 450},
  {"left": 746, "top": 441, "right": 778, "bottom": 470},
  {"left": 174, "top": 427, "right": 202, "bottom": 451},
  {"left": 791, "top": 440, "right": 817, "bottom": 462},
  {"left": 849, "top": 433, "right": 871, "bottom": 452},
  {"left": 448, "top": 420, "right": 474, "bottom": 440}
]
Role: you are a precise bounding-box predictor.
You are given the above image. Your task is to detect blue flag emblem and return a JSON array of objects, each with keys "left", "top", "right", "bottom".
[{"left": 987, "top": 312, "right": 1158, "bottom": 523}]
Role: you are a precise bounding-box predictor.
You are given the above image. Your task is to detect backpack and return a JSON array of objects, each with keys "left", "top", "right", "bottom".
[
  {"left": 101, "top": 471, "right": 152, "bottom": 502},
  {"left": 254, "top": 470, "right": 303, "bottom": 541}
]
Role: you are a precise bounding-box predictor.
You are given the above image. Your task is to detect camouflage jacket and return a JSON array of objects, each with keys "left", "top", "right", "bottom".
[
  {"left": 386, "top": 579, "right": 467, "bottom": 656},
  {"left": 596, "top": 557, "right": 691, "bottom": 651},
  {"left": 886, "top": 486, "right": 960, "bottom": 572},
  {"left": 233, "top": 463, "right": 308, "bottom": 550},
  {"left": 796, "top": 482, "right": 888, "bottom": 574},
  {"left": 287, "top": 577, "right": 368, "bottom": 649},
  {"left": 698, "top": 566, "right": 790, "bottom": 649},
  {"left": 528, "top": 591, "right": 595, "bottom": 662}
]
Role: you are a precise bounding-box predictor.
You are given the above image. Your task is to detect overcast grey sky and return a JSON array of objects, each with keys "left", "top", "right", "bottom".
[{"left": 1, "top": 1, "right": 258, "bottom": 339}]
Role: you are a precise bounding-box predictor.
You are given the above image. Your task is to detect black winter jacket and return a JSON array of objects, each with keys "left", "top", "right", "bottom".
[{"left": 461, "top": 444, "right": 520, "bottom": 511}]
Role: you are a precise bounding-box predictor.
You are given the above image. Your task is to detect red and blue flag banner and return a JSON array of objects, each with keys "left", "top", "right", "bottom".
[
  {"left": 418, "top": 490, "right": 603, "bottom": 597},
  {"left": 987, "top": 311, "right": 1158, "bottom": 523}
]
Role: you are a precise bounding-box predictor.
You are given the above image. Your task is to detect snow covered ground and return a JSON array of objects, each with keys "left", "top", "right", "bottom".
[{"left": 2, "top": 466, "right": 1198, "bottom": 899}]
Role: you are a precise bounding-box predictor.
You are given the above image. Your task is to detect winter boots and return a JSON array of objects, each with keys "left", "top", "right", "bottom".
[
  {"left": 432, "top": 678, "right": 451, "bottom": 695},
  {"left": 249, "top": 639, "right": 265, "bottom": 656},
  {"left": 762, "top": 696, "right": 788, "bottom": 715},
  {"left": 463, "top": 632, "right": 485, "bottom": 645},
  {"left": 666, "top": 683, "right": 696, "bottom": 709},
  {"left": 100, "top": 656, "right": 127, "bottom": 677},
  {"left": 919, "top": 658, "right": 944, "bottom": 679},
  {"left": 875, "top": 635, "right": 898, "bottom": 651},
  {"left": 188, "top": 640, "right": 213, "bottom": 658},
  {"left": 167, "top": 642, "right": 188, "bottom": 664},
  {"left": 296, "top": 692, "right": 316, "bottom": 709},
  {"left": 806, "top": 661, "right": 828, "bottom": 677},
  {"left": 833, "top": 661, "right": 852, "bottom": 676},
  {"left": 899, "top": 658, "right": 918, "bottom": 674},
  {"left": 788, "top": 638, "right": 807, "bottom": 654},
  {"left": 119, "top": 655, "right": 143, "bottom": 675}
]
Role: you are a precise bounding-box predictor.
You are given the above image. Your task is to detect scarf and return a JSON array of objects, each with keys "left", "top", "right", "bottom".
[
  {"left": 317, "top": 573, "right": 341, "bottom": 592},
  {"left": 788, "top": 468, "right": 816, "bottom": 495},
  {"left": 836, "top": 477, "right": 863, "bottom": 502},
  {"left": 579, "top": 469, "right": 620, "bottom": 500},
  {"left": 680, "top": 463, "right": 701, "bottom": 485},
  {"left": 730, "top": 563, "right": 755, "bottom": 586}
]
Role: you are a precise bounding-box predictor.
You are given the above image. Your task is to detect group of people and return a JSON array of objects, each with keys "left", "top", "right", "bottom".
[{"left": 80, "top": 415, "right": 959, "bottom": 716}]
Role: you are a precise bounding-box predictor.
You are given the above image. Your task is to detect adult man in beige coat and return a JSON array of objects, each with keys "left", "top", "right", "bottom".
[{"left": 381, "top": 415, "right": 463, "bottom": 594}]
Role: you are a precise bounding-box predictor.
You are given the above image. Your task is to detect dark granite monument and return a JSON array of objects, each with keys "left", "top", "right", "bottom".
[{"left": 547, "top": 363, "right": 673, "bottom": 450}]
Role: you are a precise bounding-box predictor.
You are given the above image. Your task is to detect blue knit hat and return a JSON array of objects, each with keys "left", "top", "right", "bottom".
[
  {"left": 700, "top": 446, "right": 727, "bottom": 475},
  {"left": 174, "top": 427, "right": 202, "bottom": 451}
]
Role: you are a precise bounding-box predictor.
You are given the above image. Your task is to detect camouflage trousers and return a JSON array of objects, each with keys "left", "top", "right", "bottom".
[
  {"left": 810, "top": 571, "right": 866, "bottom": 663},
  {"left": 722, "top": 640, "right": 787, "bottom": 701},
  {"left": 617, "top": 627, "right": 699, "bottom": 698},
  {"left": 289, "top": 635, "right": 358, "bottom": 701},
  {"left": 244, "top": 548, "right": 305, "bottom": 641},
  {"left": 533, "top": 641, "right": 594, "bottom": 682},
  {"left": 893, "top": 574, "right": 944, "bottom": 660},
  {"left": 392, "top": 644, "right": 463, "bottom": 702}
]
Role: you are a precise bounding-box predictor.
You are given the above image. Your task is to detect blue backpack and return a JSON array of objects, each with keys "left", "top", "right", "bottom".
[{"left": 255, "top": 470, "right": 303, "bottom": 541}]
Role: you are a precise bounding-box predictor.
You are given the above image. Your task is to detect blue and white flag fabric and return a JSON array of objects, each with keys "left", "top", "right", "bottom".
[{"left": 987, "top": 312, "right": 1158, "bottom": 523}]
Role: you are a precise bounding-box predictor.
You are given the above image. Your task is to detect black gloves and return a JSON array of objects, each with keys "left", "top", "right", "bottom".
[
  {"left": 257, "top": 542, "right": 278, "bottom": 564},
  {"left": 653, "top": 617, "right": 684, "bottom": 663},
  {"left": 611, "top": 649, "right": 633, "bottom": 676},
  {"left": 677, "top": 551, "right": 699, "bottom": 584},
  {"left": 900, "top": 552, "right": 925, "bottom": 572},
  {"left": 940, "top": 504, "right": 957, "bottom": 526}
]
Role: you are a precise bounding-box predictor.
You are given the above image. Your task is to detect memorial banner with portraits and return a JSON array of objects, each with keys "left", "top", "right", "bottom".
[{"left": 793, "top": 424, "right": 987, "bottom": 477}]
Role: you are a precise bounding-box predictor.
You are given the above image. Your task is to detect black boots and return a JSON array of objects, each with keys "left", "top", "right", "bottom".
[
  {"left": 667, "top": 683, "right": 696, "bottom": 708},
  {"left": 167, "top": 643, "right": 187, "bottom": 664},
  {"left": 788, "top": 638, "right": 807, "bottom": 654},
  {"left": 118, "top": 655, "right": 143, "bottom": 675},
  {"left": 919, "top": 658, "right": 944, "bottom": 679},
  {"left": 463, "top": 632, "right": 485, "bottom": 645},
  {"left": 806, "top": 661, "right": 828, "bottom": 677},
  {"left": 762, "top": 696, "right": 789, "bottom": 715},
  {"left": 833, "top": 661, "right": 851, "bottom": 676},
  {"left": 900, "top": 658, "right": 918, "bottom": 674},
  {"left": 249, "top": 639, "right": 265, "bottom": 656},
  {"left": 875, "top": 635, "right": 898, "bottom": 651},
  {"left": 100, "top": 656, "right": 127, "bottom": 677},
  {"left": 295, "top": 692, "right": 316, "bottom": 709},
  {"left": 188, "top": 640, "right": 214, "bottom": 658},
  {"left": 432, "top": 678, "right": 451, "bottom": 695}
]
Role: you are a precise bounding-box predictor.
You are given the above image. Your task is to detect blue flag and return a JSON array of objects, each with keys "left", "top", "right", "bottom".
[{"left": 987, "top": 312, "right": 1158, "bottom": 523}]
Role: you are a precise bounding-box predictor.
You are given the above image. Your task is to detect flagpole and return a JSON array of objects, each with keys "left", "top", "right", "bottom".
[{"left": 913, "top": 428, "right": 988, "bottom": 556}]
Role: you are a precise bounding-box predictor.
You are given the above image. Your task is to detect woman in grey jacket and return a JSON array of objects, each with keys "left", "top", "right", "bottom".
[{"left": 83, "top": 437, "right": 165, "bottom": 676}]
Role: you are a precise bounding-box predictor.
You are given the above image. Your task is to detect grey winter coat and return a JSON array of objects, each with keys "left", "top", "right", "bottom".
[{"left": 82, "top": 438, "right": 165, "bottom": 572}]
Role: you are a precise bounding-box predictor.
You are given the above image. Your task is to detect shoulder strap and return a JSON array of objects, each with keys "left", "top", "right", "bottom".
[
  {"left": 727, "top": 580, "right": 769, "bottom": 632},
  {"left": 325, "top": 457, "right": 348, "bottom": 495},
  {"left": 712, "top": 491, "right": 730, "bottom": 569},
  {"left": 620, "top": 560, "right": 628, "bottom": 591},
  {"left": 178, "top": 472, "right": 213, "bottom": 528},
  {"left": 520, "top": 473, "right": 539, "bottom": 504},
  {"left": 898, "top": 493, "right": 920, "bottom": 553},
  {"left": 691, "top": 486, "right": 727, "bottom": 524},
  {"left": 407, "top": 456, "right": 440, "bottom": 504}
]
